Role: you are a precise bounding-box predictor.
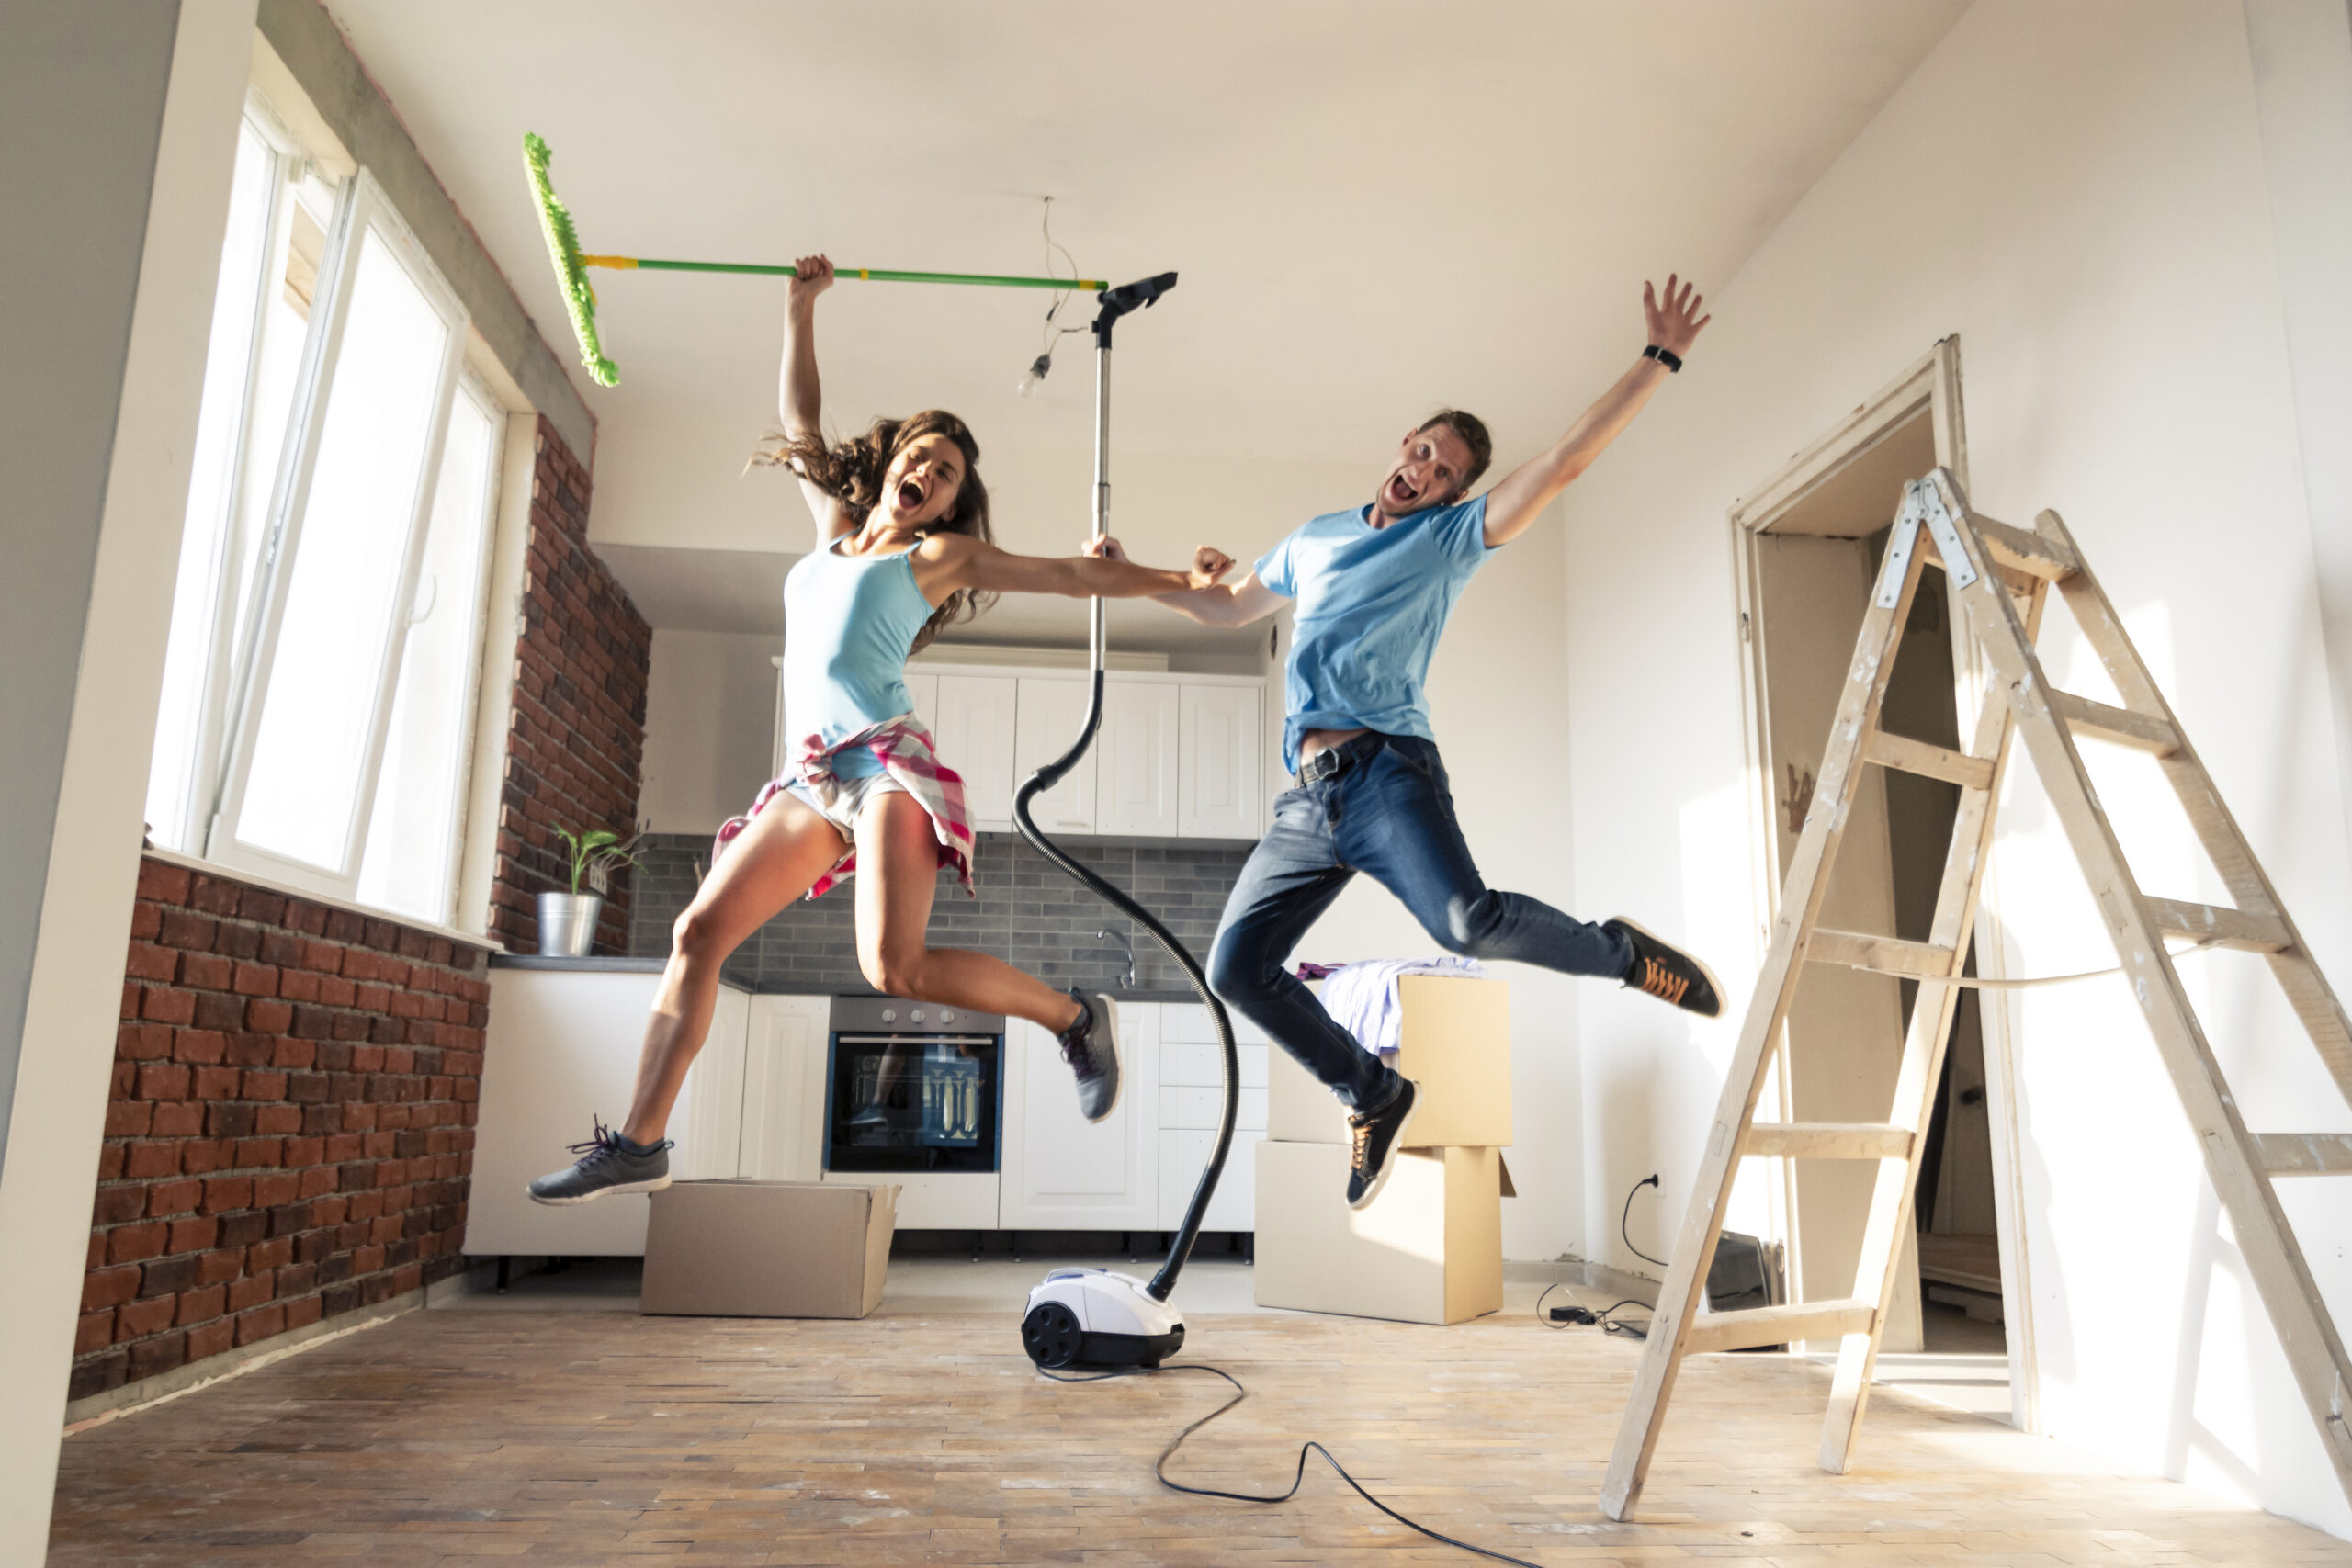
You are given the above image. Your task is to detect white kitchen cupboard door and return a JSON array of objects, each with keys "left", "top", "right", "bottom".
[
  {"left": 1180, "top": 684, "right": 1261, "bottom": 839},
  {"left": 999, "top": 1007, "right": 1158, "bottom": 1229},
  {"left": 903, "top": 671, "right": 939, "bottom": 728},
  {"left": 931, "top": 674, "right": 1017, "bottom": 828},
  {"left": 738, "top": 993, "right": 829, "bottom": 1181},
  {"left": 1158, "top": 1129, "right": 1261, "bottom": 1231},
  {"left": 1098, "top": 680, "right": 1181, "bottom": 836},
  {"left": 1012, "top": 676, "right": 1096, "bottom": 833},
  {"left": 673, "top": 985, "right": 751, "bottom": 1180}
]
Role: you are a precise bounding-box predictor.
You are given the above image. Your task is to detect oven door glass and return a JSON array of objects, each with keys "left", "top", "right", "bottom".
[{"left": 825, "top": 1033, "right": 1001, "bottom": 1173}]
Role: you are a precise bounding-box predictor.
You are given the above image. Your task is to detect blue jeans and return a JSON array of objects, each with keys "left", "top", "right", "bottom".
[{"left": 1206, "top": 733, "right": 1632, "bottom": 1111}]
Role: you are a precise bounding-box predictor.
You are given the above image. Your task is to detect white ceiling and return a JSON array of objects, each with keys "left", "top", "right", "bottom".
[{"left": 326, "top": 0, "right": 1966, "bottom": 640}]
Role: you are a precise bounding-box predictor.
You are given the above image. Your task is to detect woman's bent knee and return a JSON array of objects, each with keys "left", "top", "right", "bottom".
[
  {"left": 861, "top": 950, "right": 931, "bottom": 999},
  {"left": 673, "top": 906, "right": 732, "bottom": 965}
]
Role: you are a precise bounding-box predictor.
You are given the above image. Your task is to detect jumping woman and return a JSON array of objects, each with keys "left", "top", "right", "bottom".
[{"left": 529, "top": 255, "right": 1228, "bottom": 1204}]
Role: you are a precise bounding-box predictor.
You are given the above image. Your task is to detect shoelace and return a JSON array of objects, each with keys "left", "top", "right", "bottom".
[
  {"left": 1638, "top": 958, "right": 1690, "bottom": 1006},
  {"left": 566, "top": 1118, "right": 624, "bottom": 1166},
  {"left": 1349, "top": 1117, "right": 1374, "bottom": 1177},
  {"left": 1057, "top": 1011, "right": 1102, "bottom": 1079}
]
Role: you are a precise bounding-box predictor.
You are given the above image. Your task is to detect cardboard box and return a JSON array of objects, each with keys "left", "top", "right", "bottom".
[
  {"left": 1266, "top": 975, "right": 1511, "bottom": 1148},
  {"left": 641, "top": 1179, "right": 899, "bottom": 1319},
  {"left": 1252, "top": 1141, "right": 1507, "bottom": 1325}
]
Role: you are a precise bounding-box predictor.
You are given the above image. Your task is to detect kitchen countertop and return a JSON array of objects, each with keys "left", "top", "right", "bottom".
[{"left": 486, "top": 956, "right": 1205, "bottom": 1004}]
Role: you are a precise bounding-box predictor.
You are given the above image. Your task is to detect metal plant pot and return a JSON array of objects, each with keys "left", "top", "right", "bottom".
[{"left": 537, "top": 892, "right": 603, "bottom": 957}]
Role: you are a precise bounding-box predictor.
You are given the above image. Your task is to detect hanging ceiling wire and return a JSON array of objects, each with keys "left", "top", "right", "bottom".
[{"left": 1017, "top": 197, "right": 1089, "bottom": 396}]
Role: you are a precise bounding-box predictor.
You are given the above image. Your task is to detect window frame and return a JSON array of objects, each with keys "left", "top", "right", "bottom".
[{"left": 201, "top": 164, "right": 473, "bottom": 900}]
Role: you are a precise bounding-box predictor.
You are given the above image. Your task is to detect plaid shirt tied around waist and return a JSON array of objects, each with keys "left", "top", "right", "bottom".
[{"left": 713, "top": 714, "right": 977, "bottom": 900}]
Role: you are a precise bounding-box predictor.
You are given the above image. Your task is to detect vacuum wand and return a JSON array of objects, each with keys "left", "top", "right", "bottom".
[{"left": 1012, "top": 271, "right": 1238, "bottom": 1308}]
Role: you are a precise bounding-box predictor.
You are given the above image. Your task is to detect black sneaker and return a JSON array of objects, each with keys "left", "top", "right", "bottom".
[
  {"left": 1346, "top": 1077, "right": 1420, "bottom": 1210},
  {"left": 1607, "top": 917, "right": 1724, "bottom": 1018},
  {"left": 526, "top": 1119, "right": 673, "bottom": 1205},
  {"left": 1057, "top": 989, "right": 1122, "bottom": 1123}
]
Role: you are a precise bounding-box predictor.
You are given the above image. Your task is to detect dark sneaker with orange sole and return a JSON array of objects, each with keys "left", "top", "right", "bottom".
[
  {"left": 1345, "top": 1077, "right": 1421, "bottom": 1210},
  {"left": 1607, "top": 917, "right": 1724, "bottom": 1017}
]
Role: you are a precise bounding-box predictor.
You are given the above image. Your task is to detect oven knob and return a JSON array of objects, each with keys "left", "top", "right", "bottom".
[
  {"left": 910, "top": 1009, "right": 926, "bottom": 1023},
  {"left": 939, "top": 1009, "right": 956, "bottom": 1023},
  {"left": 880, "top": 1007, "right": 897, "bottom": 1023}
]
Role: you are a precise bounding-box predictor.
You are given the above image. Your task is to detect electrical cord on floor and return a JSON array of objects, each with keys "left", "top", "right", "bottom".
[
  {"left": 1532, "top": 1281, "right": 1654, "bottom": 1341},
  {"left": 1040, "top": 1361, "right": 1548, "bottom": 1568},
  {"left": 1622, "top": 1173, "right": 1667, "bottom": 1269}
]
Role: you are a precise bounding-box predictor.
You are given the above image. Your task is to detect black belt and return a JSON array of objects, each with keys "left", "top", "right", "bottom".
[{"left": 1296, "top": 732, "right": 1387, "bottom": 784}]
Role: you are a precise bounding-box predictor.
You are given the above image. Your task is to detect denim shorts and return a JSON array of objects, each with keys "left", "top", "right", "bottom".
[{"left": 786, "top": 771, "right": 908, "bottom": 839}]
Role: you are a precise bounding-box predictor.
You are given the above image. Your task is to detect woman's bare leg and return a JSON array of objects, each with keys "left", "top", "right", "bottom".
[
  {"left": 620, "top": 795, "right": 847, "bottom": 1144},
  {"left": 854, "top": 792, "right": 1086, "bottom": 1032}
]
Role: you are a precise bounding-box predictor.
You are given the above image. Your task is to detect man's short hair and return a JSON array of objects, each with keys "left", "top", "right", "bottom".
[{"left": 1416, "top": 409, "right": 1493, "bottom": 497}]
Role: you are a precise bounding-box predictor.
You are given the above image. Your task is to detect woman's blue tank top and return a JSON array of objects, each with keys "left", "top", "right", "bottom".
[{"left": 780, "top": 537, "right": 935, "bottom": 778}]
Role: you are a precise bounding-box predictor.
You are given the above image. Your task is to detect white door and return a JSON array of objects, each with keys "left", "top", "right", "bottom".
[
  {"left": 1157, "top": 1001, "right": 1268, "bottom": 1230},
  {"left": 739, "top": 993, "right": 829, "bottom": 1181},
  {"left": 1013, "top": 676, "right": 1097, "bottom": 833},
  {"left": 903, "top": 671, "right": 939, "bottom": 729},
  {"left": 1180, "top": 684, "right": 1261, "bottom": 839},
  {"left": 931, "top": 674, "right": 1017, "bottom": 829},
  {"left": 999, "top": 1007, "right": 1159, "bottom": 1229},
  {"left": 1099, "top": 679, "right": 1180, "bottom": 837},
  {"left": 673, "top": 986, "right": 750, "bottom": 1180}
]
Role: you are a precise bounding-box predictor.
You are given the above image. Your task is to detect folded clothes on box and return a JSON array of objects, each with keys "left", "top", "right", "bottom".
[{"left": 1300, "top": 956, "right": 1486, "bottom": 1055}]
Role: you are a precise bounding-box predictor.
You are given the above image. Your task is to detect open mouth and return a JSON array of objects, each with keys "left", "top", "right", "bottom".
[
  {"left": 1385, "top": 473, "right": 1417, "bottom": 506},
  {"left": 897, "top": 477, "right": 925, "bottom": 511}
]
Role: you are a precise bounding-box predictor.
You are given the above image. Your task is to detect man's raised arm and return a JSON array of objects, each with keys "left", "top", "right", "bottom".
[{"left": 1480, "top": 276, "right": 1711, "bottom": 547}]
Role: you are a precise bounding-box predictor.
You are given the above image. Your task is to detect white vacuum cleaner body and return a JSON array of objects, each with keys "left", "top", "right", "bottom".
[{"left": 1021, "top": 1268, "right": 1186, "bottom": 1370}]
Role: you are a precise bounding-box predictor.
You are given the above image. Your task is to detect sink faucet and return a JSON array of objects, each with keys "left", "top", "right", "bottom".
[{"left": 1096, "top": 929, "right": 1136, "bottom": 991}]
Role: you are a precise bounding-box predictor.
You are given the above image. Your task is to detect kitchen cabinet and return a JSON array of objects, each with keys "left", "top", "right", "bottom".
[
  {"left": 999, "top": 1004, "right": 1159, "bottom": 1229},
  {"left": 1098, "top": 680, "right": 1182, "bottom": 837},
  {"left": 930, "top": 673, "right": 1018, "bottom": 829},
  {"left": 1180, "top": 683, "right": 1261, "bottom": 840},
  {"left": 1155, "top": 1001, "right": 1269, "bottom": 1230},
  {"left": 1012, "top": 676, "right": 1097, "bottom": 834},
  {"left": 737, "top": 992, "right": 829, "bottom": 1181},
  {"left": 467, "top": 964, "right": 750, "bottom": 1258}
]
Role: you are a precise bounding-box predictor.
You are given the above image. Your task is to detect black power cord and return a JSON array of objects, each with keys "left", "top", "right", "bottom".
[
  {"left": 1041, "top": 1361, "right": 1547, "bottom": 1568},
  {"left": 1533, "top": 1281, "right": 1654, "bottom": 1340},
  {"left": 1621, "top": 1172, "right": 1667, "bottom": 1268}
]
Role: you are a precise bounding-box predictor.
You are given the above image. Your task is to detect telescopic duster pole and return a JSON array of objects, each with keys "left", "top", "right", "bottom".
[{"left": 1009, "top": 273, "right": 1238, "bottom": 1305}]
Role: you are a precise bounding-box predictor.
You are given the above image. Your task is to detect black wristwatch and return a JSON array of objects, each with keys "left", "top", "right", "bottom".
[{"left": 1643, "top": 344, "right": 1683, "bottom": 373}]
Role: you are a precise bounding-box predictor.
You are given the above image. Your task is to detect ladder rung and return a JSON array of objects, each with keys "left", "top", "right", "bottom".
[
  {"left": 1807, "top": 929, "right": 1960, "bottom": 979},
  {"left": 1973, "top": 516, "right": 2080, "bottom": 581},
  {"left": 1744, "top": 1122, "right": 1915, "bottom": 1160},
  {"left": 1862, "top": 729, "right": 1995, "bottom": 792},
  {"left": 2143, "top": 897, "right": 2291, "bottom": 953},
  {"left": 2258, "top": 1132, "right": 2352, "bottom": 1175},
  {"left": 2049, "top": 691, "right": 2181, "bottom": 756},
  {"left": 1687, "top": 1298, "right": 1876, "bottom": 1354}
]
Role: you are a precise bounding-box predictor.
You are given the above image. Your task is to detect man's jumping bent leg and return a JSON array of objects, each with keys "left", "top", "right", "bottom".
[{"left": 1205, "top": 790, "right": 1397, "bottom": 1112}]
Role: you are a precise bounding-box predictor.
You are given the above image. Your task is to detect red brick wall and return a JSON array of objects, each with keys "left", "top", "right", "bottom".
[
  {"left": 488, "top": 416, "right": 651, "bottom": 955},
  {"left": 74, "top": 859, "right": 491, "bottom": 1402}
]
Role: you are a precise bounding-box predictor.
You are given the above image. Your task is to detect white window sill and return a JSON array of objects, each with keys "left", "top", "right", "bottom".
[{"left": 141, "top": 846, "right": 503, "bottom": 954}]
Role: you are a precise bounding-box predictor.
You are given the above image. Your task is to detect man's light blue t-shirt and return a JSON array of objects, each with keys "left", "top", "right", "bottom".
[{"left": 1255, "top": 493, "right": 1497, "bottom": 774}]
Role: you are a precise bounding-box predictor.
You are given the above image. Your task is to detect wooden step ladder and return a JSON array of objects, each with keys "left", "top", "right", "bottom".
[{"left": 1599, "top": 467, "right": 2352, "bottom": 1521}]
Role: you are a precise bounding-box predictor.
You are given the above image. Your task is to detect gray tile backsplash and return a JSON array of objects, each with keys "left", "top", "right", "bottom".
[{"left": 628, "top": 831, "right": 1254, "bottom": 995}]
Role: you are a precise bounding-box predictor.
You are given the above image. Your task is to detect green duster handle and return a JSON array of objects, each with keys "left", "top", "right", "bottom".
[
  {"left": 524, "top": 130, "right": 1097, "bottom": 389},
  {"left": 586, "top": 256, "right": 1101, "bottom": 291}
]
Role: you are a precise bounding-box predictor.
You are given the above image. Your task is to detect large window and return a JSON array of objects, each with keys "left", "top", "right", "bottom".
[{"left": 147, "top": 99, "right": 504, "bottom": 928}]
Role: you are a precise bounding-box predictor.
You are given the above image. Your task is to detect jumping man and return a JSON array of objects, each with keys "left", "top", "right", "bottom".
[{"left": 1093, "top": 276, "right": 1722, "bottom": 1209}]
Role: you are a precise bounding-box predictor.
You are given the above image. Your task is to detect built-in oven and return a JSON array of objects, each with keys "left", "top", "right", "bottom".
[{"left": 822, "top": 996, "right": 1005, "bottom": 1175}]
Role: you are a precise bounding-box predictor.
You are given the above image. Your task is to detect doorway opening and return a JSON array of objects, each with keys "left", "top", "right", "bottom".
[{"left": 1729, "top": 340, "right": 2027, "bottom": 1420}]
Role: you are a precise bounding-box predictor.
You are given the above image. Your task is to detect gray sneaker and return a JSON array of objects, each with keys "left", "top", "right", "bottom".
[
  {"left": 526, "top": 1119, "right": 673, "bottom": 1205},
  {"left": 1057, "top": 989, "right": 1121, "bottom": 1123}
]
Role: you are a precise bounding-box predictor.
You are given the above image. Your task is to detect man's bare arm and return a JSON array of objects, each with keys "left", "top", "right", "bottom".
[
  {"left": 1085, "top": 540, "right": 1285, "bottom": 626},
  {"left": 1481, "top": 276, "right": 1711, "bottom": 547}
]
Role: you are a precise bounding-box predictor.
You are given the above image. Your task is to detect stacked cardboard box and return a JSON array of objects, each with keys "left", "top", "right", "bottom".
[{"left": 1254, "top": 976, "right": 1514, "bottom": 1325}]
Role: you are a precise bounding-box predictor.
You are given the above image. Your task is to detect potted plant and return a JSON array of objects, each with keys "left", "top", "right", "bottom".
[{"left": 537, "top": 824, "right": 643, "bottom": 957}]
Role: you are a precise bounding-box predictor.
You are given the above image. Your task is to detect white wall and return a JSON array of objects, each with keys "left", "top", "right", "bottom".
[
  {"left": 1561, "top": 0, "right": 2352, "bottom": 1537},
  {"left": 0, "top": 2, "right": 258, "bottom": 1555},
  {"left": 639, "top": 629, "right": 785, "bottom": 835}
]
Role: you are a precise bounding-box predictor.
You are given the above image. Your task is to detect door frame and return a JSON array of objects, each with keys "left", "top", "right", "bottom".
[{"left": 1724, "top": 337, "right": 2041, "bottom": 1432}]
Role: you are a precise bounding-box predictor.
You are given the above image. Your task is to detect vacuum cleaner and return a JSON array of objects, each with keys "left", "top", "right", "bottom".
[{"left": 1010, "top": 271, "right": 1242, "bottom": 1372}]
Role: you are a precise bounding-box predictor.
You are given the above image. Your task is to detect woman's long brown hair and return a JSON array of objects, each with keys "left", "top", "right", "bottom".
[{"left": 755, "top": 409, "right": 996, "bottom": 651}]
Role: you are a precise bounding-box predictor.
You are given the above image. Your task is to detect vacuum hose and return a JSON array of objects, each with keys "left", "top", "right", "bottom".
[{"left": 1011, "top": 273, "right": 1238, "bottom": 1304}]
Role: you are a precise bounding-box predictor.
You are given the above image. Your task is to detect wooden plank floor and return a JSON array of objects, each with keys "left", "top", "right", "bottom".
[{"left": 51, "top": 1306, "right": 2352, "bottom": 1565}]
